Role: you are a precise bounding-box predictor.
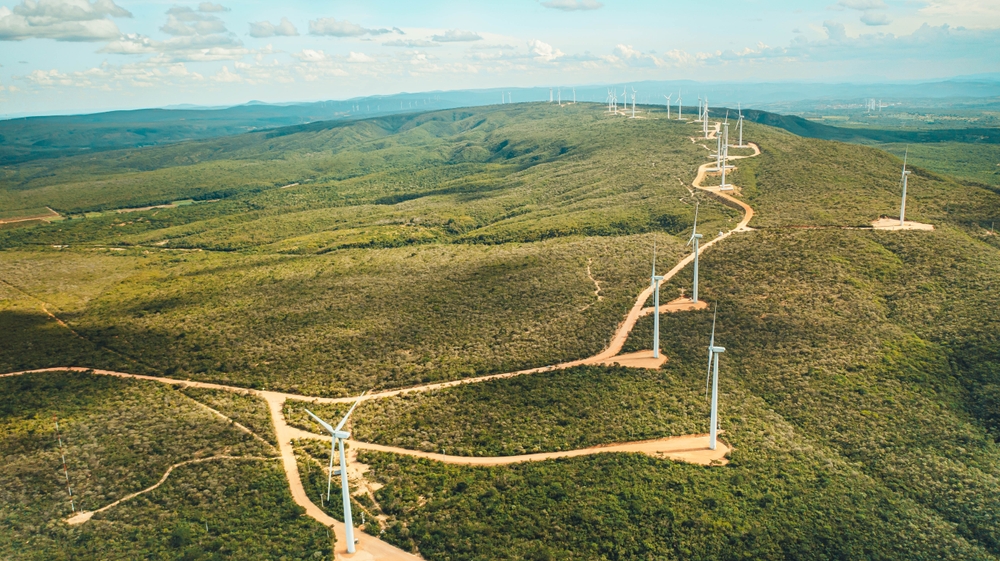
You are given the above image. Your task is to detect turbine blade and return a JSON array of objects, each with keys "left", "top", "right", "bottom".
[
  {"left": 335, "top": 391, "right": 368, "bottom": 432},
  {"left": 305, "top": 409, "right": 336, "bottom": 435},
  {"left": 692, "top": 201, "right": 699, "bottom": 234}
]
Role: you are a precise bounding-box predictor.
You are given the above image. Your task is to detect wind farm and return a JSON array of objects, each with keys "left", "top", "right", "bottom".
[{"left": 3, "top": 11, "right": 1000, "bottom": 556}]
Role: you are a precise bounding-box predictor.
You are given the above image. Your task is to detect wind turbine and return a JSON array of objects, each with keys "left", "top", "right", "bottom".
[
  {"left": 703, "top": 97, "right": 710, "bottom": 139},
  {"left": 677, "top": 91, "right": 682, "bottom": 120},
  {"left": 549, "top": 88, "right": 553, "bottom": 103},
  {"left": 305, "top": 393, "right": 367, "bottom": 555},
  {"left": 621, "top": 85, "right": 628, "bottom": 112},
  {"left": 687, "top": 202, "right": 703, "bottom": 303},
  {"left": 736, "top": 102, "right": 744, "bottom": 147},
  {"left": 558, "top": 88, "right": 562, "bottom": 105},
  {"left": 706, "top": 310, "right": 725, "bottom": 451},
  {"left": 663, "top": 94, "right": 672, "bottom": 119},
  {"left": 899, "top": 148, "right": 911, "bottom": 226},
  {"left": 630, "top": 87, "right": 637, "bottom": 118},
  {"left": 651, "top": 243, "right": 665, "bottom": 358},
  {"left": 573, "top": 88, "right": 576, "bottom": 103},
  {"left": 719, "top": 121, "right": 733, "bottom": 191},
  {"left": 697, "top": 96, "right": 702, "bottom": 121}
]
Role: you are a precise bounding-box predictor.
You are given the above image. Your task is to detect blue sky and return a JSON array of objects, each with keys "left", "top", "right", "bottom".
[{"left": 1, "top": 0, "right": 999, "bottom": 115}]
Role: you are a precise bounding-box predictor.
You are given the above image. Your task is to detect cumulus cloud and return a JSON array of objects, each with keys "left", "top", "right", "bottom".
[
  {"left": 347, "top": 51, "right": 374, "bottom": 63},
  {"left": 198, "top": 2, "right": 228, "bottom": 13},
  {"left": 249, "top": 17, "right": 297, "bottom": 38},
  {"left": 212, "top": 65, "right": 241, "bottom": 82},
  {"left": 860, "top": 11, "right": 890, "bottom": 25},
  {"left": 834, "top": 0, "right": 890, "bottom": 26},
  {"left": 0, "top": 0, "right": 131, "bottom": 41},
  {"left": 161, "top": 6, "right": 227, "bottom": 37},
  {"left": 96, "top": 4, "right": 248, "bottom": 62},
  {"left": 308, "top": 17, "right": 392, "bottom": 37},
  {"left": 540, "top": 0, "right": 603, "bottom": 11},
  {"left": 430, "top": 29, "right": 481, "bottom": 42},
  {"left": 529, "top": 38, "right": 563, "bottom": 61}
]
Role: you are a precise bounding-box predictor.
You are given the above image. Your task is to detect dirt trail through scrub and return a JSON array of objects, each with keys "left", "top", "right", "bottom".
[
  {"left": 4, "top": 118, "right": 760, "bottom": 560},
  {"left": 64, "top": 455, "right": 277, "bottom": 525}
]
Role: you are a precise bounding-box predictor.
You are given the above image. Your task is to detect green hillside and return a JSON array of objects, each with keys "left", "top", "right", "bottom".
[{"left": 2, "top": 103, "right": 999, "bottom": 560}]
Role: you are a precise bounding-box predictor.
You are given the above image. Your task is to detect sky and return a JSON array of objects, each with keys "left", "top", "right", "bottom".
[{"left": 1, "top": 0, "right": 999, "bottom": 116}]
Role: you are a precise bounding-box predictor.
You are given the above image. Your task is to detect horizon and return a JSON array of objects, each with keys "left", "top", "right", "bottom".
[{"left": 2, "top": 0, "right": 1000, "bottom": 117}]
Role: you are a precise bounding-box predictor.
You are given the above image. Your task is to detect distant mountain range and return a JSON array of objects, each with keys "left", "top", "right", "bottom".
[{"left": 1, "top": 77, "right": 998, "bottom": 166}]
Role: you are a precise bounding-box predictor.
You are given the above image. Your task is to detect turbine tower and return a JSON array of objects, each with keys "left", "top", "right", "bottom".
[
  {"left": 737, "top": 102, "right": 744, "bottom": 147},
  {"left": 706, "top": 311, "right": 725, "bottom": 451},
  {"left": 677, "top": 91, "right": 682, "bottom": 120},
  {"left": 703, "top": 97, "right": 710, "bottom": 139},
  {"left": 663, "top": 94, "right": 672, "bottom": 119},
  {"left": 719, "top": 121, "right": 733, "bottom": 191},
  {"left": 650, "top": 244, "right": 665, "bottom": 358},
  {"left": 687, "top": 202, "right": 703, "bottom": 303},
  {"left": 305, "top": 393, "right": 367, "bottom": 555},
  {"left": 630, "top": 87, "right": 637, "bottom": 118},
  {"left": 549, "top": 88, "right": 553, "bottom": 103},
  {"left": 900, "top": 148, "right": 911, "bottom": 226}
]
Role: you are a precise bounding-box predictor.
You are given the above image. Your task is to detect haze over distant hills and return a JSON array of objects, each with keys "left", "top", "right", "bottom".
[{"left": 2, "top": 76, "right": 999, "bottom": 167}]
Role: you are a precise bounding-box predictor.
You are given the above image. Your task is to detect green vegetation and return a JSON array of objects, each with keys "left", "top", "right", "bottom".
[
  {"left": 732, "top": 123, "right": 1000, "bottom": 232},
  {"left": 181, "top": 387, "right": 277, "bottom": 446},
  {"left": 876, "top": 142, "right": 1000, "bottom": 188},
  {"left": 0, "top": 371, "right": 290, "bottom": 559},
  {"left": 3, "top": 103, "right": 1000, "bottom": 559},
  {"left": 29, "top": 459, "right": 331, "bottom": 560},
  {"left": 1, "top": 104, "right": 742, "bottom": 394},
  {"left": 285, "top": 365, "right": 704, "bottom": 456}
]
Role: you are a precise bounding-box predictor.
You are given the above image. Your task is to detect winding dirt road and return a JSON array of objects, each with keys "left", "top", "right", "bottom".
[{"left": 2, "top": 118, "right": 760, "bottom": 560}]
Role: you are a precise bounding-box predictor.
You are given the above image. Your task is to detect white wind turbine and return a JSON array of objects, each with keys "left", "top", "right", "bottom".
[
  {"left": 677, "top": 91, "right": 682, "bottom": 120},
  {"left": 650, "top": 243, "right": 665, "bottom": 358},
  {"left": 305, "top": 393, "right": 367, "bottom": 555},
  {"left": 703, "top": 96, "right": 710, "bottom": 139},
  {"left": 621, "top": 85, "right": 628, "bottom": 112},
  {"left": 663, "top": 94, "right": 672, "bottom": 119},
  {"left": 573, "top": 88, "right": 576, "bottom": 103},
  {"left": 549, "top": 88, "right": 553, "bottom": 103},
  {"left": 558, "top": 88, "right": 562, "bottom": 105},
  {"left": 705, "top": 308, "right": 725, "bottom": 451},
  {"left": 697, "top": 96, "right": 702, "bottom": 121},
  {"left": 899, "top": 148, "right": 911, "bottom": 226},
  {"left": 736, "top": 102, "right": 745, "bottom": 147},
  {"left": 719, "top": 121, "right": 733, "bottom": 191},
  {"left": 630, "top": 87, "right": 637, "bottom": 118},
  {"left": 687, "top": 202, "right": 703, "bottom": 303}
]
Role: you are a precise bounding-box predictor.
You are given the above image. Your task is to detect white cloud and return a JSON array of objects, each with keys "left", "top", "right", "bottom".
[
  {"left": 308, "top": 17, "right": 392, "bottom": 37},
  {"left": 860, "top": 11, "right": 890, "bottom": 25},
  {"left": 0, "top": 0, "right": 130, "bottom": 41},
  {"left": 161, "top": 6, "right": 227, "bottom": 37},
  {"left": 528, "top": 38, "right": 563, "bottom": 62},
  {"left": 347, "top": 51, "right": 374, "bottom": 63},
  {"left": 919, "top": 0, "right": 1000, "bottom": 27},
  {"left": 211, "top": 65, "right": 241, "bottom": 82},
  {"left": 198, "top": 2, "right": 228, "bottom": 13},
  {"left": 540, "top": 0, "right": 603, "bottom": 11},
  {"left": 293, "top": 48, "right": 330, "bottom": 62},
  {"left": 430, "top": 29, "right": 481, "bottom": 42},
  {"left": 249, "top": 17, "right": 298, "bottom": 38},
  {"left": 383, "top": 38, "right": 438, "bottom": 47}
]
